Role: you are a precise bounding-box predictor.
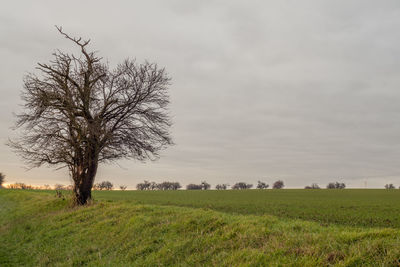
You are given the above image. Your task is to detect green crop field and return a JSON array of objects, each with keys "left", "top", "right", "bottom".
[
  {"left": 1, "top": 189, "right": 400, "bottom": 266},
  {"left": 93, "top": 189, "right": 400, "bottom": 228}
]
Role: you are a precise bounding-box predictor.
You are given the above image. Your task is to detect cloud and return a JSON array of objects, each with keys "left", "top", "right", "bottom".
[{"left": 1, "top": 0, "right": 400, "bottom": 188}]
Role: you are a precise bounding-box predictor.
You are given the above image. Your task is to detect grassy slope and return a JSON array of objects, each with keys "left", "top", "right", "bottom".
[
  {"left": 1, "top": 190, "right": 400, "bottom": 266},
  {"left": 93, "top": 189, "right": 400, "bottom": 228}
]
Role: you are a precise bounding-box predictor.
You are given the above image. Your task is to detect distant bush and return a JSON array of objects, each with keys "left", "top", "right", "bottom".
[
  {"left": 232, "top": 182, "right": 253, "bottom": 190},
  {"left": 272, "top": 180, "right": 284, "bottom": 189},
  {"left": 256, "top": 181, "right": 269, "bottom": 189},
  {"left": 0, "top": 173, "right": 5, "bottom": 188},
  {"left": 326, "top": 182, "right": 345, "bottom": 189},
  {"left": 119, "top": 185, "right": 127, "bottom": 190},
  {"left": 385, "top": 184, "right": 395, "bottom": 189},
  {"left": 94, "top": 181, "right": 114, "bottom": 190},
  {"left": 215, "top": 184, "right": 229, "bottom": 190},
  {"left": 305, "top": 183, "right": 320, "bottom": 189}
]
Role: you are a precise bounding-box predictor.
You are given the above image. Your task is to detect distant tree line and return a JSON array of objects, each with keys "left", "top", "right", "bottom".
[
  {"left": 7, "top": 183, "right": 33, "bottom": 189},
  {"left": 5, "top": 175, "right": 400, "bottom": 191},
  {"left": 136, "top": 180, "right": 182, "bottom": 190}
]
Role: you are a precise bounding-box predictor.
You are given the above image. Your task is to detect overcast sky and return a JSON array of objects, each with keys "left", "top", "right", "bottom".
[{"left": 1, "top": 0, "right": 400, "bottom": 188}]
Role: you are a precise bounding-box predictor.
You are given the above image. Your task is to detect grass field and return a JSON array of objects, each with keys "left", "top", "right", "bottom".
[
  {"left": 1, "top": 189, "right": 400, "bottom": 266},
  {"left": 93, "top": 189, "right": 400, "bottom": 228}
]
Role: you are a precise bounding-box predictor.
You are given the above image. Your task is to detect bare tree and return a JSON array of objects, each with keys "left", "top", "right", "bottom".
[
  {"left": 215, "top": 184, "right": 229, "bottom": 190},
  {"left": 186, "top": 183, "right": 203, "bottom": 190},
  {"left": 256, "top": 181, "right": 269, "bottom": 189},
  {"left": 201, "top": 181, "right": 211, "bottom": 190},
  {"left": 119, "top": 185, "right": 127, "bottom": 190},
  {"left": 94, "top": 181, "right": 113, "bottom": 190},
  {"left": 157, "top": 181, "right": 181, "bottom": 190},
  {"left": 136, "top": 180, "right": 180, "bottom": 190},
  {"left": 326, "top": 182, "right": 345, "bottom": 189},
  {"left": 385, "top": 184, "right": 395, "bottom": 189},
  {"left": 272, "top": 180, "right": 284, "bottom": 189},
  {"left": 0, "top": 173, "right": 5, "bottom": 188},
  {"left": 335, "top": 182, "right": 346, "bottom": 189},
  {"left": 186, "top": 181, "right": 211, "bottom": 190},
  {"left": 232, "top": 182, "right": 253, "bottom": 190},
  {"left": 8, "top": 27, "right": 172, "bottom": 205},
  {"left": 136, "top": 180, "right": 151, "bottom": 190},
  {"left": 326, "top": 182, "right": 336, "bottom": 189},
  {"left": 149, "top": 181, "right": 158, "bottom": 190},
  {"left": 305, "top": 183, "right": 320, "bottom": 189}
]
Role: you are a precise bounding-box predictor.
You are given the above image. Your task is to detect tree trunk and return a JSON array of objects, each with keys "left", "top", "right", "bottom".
[
  {"left": 72, "top": 122, "right": 101, "bottom": 205},
  {"left": 72, "top": 156, "right": 98, "bottom": 205}
]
